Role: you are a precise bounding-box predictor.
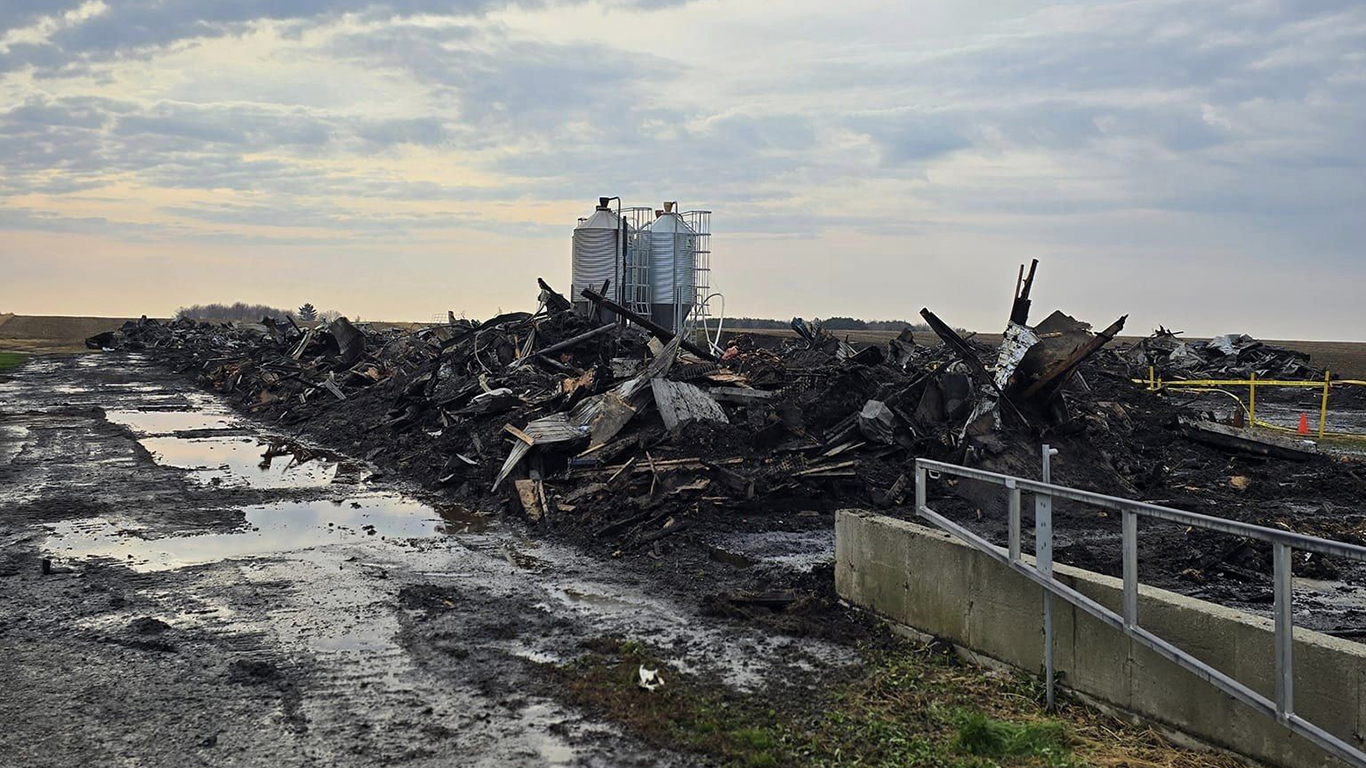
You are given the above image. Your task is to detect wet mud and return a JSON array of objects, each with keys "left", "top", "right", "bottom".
[
  {"left": 0, "top": 355, "right": 849, "bottom": 767},
  {"left": 6, "top": 350, "right": 1362, "bottom": 767}
]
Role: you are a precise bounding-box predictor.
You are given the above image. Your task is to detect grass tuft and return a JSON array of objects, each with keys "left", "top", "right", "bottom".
[
  {"left": 0, "top": 351, "right": 28, "bottom": 372},
  {"left": 953, "top": 710, "right": 1072, "bottom": 765}
]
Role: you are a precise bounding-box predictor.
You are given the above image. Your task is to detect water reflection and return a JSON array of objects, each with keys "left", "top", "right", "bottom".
[
  {"left": 139, "top": 435, "right": 340, "bottom": 488},
  {"left": 44, "top": 493, "right": 490, "bottom": 572},
  {"left": 105, "top": 409, "right": 239, "bottom": 434}
]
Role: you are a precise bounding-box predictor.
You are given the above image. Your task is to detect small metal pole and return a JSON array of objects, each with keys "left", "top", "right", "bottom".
[
  {"left": 1122, "top": 509, "right": 1137, "bottom": 629},
  {"left": 1249, "top": 372, "right": 1257, "bottom": 426},
  {"left": 1273, "top": 541, "right": 1294, "bottom": 724},
  {"left": 915, "top": 462, "right": 927, "bottom": 517},
  {"left": 1039, "top": 444, "right": 1058, "bottom": 710},
  {"left": 1319, "top": 370, "right": 1331, "bottom": 439},
  {"left": 1007, "top": 479, "right": 1021, "bottom": 562},
  {"left": 1148, "top": 365, "right": 1155, "bottom": 391}
]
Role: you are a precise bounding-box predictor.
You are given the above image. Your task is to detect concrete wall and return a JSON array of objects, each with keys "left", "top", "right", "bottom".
[{"left": 835, "top": 509, "right": 1366, "bottom": 768}]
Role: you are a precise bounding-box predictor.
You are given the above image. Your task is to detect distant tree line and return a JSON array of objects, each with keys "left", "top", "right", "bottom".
[
  {"left": 728, "top": 316, "right": 930, "bottom": 332},
  {"left": 175, "top": 302, "right": 342, "bottom": 324}
]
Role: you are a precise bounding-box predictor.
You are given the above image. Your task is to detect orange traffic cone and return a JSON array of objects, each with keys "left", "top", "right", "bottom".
[{"left": 1298, "top": 413, "right": 1310, "bottom": 435}]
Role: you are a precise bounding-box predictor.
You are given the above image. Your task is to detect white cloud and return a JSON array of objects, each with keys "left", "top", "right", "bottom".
[{"left": 0, "top": 0, "right": 1363, "bottom": 337}]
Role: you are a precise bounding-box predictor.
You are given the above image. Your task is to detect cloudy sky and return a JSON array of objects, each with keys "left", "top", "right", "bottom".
[{"left": 0, "top": 0, "right": 1362, "bottom": 338}]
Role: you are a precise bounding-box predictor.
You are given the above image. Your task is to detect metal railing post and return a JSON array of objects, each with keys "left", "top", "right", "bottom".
[
  {"left": 1039, "top": 444, "right": 1058, "bottom": 710},
  {"left": 1007, "top": 479, "right": 1021, "bottom": 562},
  {"left": 912, "top": 457, "right": 1366, "bottom": 767},
  {"left": 1122, "top": 509, "right": 1138, "bottom": 629},
  {"left": 1273, "top": 541, "right": 1294, "bottom": 724},
  {"left": 915, "top": 462, "right": 927, "bottom": 516},
  {"left": 1319, "top": 370, "right": 1331, "bottom": 439}
]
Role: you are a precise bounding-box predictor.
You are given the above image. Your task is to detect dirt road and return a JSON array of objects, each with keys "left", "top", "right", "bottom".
[{"left": 0, "top": 355, "right": 848, "bottom": 767}]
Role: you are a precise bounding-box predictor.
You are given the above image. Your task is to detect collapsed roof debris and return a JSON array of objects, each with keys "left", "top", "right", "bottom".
[
  {"left": 1131, "top": 328, "right": 1317, "bottom": 380},
  {"left": 86, "top": 266, "right": 1364, "bottom": 592}
]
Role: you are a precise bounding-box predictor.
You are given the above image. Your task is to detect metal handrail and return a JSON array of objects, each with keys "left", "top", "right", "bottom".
[
  {"left": 919, "top": 460, "right": 1366, "bottom": 561},
  {"left": 915, "top": 452, "right": 1366, "bottom": 768}
]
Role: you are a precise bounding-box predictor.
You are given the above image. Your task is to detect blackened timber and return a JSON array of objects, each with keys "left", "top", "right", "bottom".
[
  {"left": 1010, "top": 259, "right": 1039, "bottom": 325},
  {"left": 590, "top": 278, "right": 611, "bottom": 323},
  {"left": 1177, "top": 416, "right": 1317, "bottom": 461},
  {"left": 580, "top": 288, "right": 717, "bottom": 361},
  {"left": 438, "top": 325, "right": 478, "bottom": 350},
  {"left": 536, "top": 278, "right": 573, "bottom": 313},
  {"left": 520, "top": 323, "right": 615, "bottom": 362},
  {"left": 919, "top": 307, "right": 1029, "bottom": 426},
  {"left": 919, "top": 308, "right": 988, "bottom": 378},
  {"left": 707, "top": 387, "right": 775, "bottom": 404},
  {"left": 1017, "top": 314, "right": 1127, "bottom": 401}
]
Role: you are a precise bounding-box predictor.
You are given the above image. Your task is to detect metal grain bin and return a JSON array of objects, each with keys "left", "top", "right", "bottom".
[
  {"left": 644, "top": 202, "right": 696, "bottom": 332},
  {"left": 571, "top": 199, "right": 625, "bottom": 310}
]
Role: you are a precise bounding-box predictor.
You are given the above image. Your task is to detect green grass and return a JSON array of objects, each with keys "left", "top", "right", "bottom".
[
  {"left": 0, "top": 351, "right": 28, "bottom": 372},
  {"left": 953, "top": 710, "right": 1071, "bottom": 765},
  {"left": 549, "top": 636, "right": 1242, "bottom": 768},
  {"left": 550, "top": 638, "right": 1062, "bottom": 767}
]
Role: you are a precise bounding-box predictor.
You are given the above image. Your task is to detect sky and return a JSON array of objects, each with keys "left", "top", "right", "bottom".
[{"left": 0, "top": 0, "right": 1362, "bottom": 339}]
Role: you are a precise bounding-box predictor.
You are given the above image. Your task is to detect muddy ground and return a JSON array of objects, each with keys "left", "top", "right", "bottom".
[
  {"left": 4, "top": 352, "right": 1364, "bottom": 767},
  {"left": 0, "top": 355, "right": 857, "bottom": 767}
]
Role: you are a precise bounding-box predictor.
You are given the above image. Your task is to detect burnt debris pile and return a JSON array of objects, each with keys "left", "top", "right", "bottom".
[
  {"left": 1129, "top": 328, "right": 1318, "bottom": 381},
  {"left": 86, "top": 265, "right": 1364, "bottom": 588}
]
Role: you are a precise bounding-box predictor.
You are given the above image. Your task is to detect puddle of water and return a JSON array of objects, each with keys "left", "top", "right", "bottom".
[
  {"left": 45, "top": 493, "right": 491, "bottom": 571},
  {"left": 557, "top": 587, "right": 645, "bottom": 612},
  {"left": 457, "top": 541, "right": 553, "bottom": 571},
  {"left": 1290, "top": 578, "right": 1366, "bottom": 641},
  {"left": 106, "top": 409, "right": 240, "bottom": 435},
  {"left": 51, "top": 382, "right": 167, "bottom": 395},
  {"left": 531, "top": 583, "right": 692, "bottom": 647},
  {"left": 139, "top": 435, "right": 340, "bottom": 488},
  {"left": 506, "top": 646, "right": 565, "bottom": 665},
  {"left": 722, "top": 530, "right": 836, "bottom": 570},
  {"left": 1297, "top": 578, "right": 1366, "bottom": 609}
]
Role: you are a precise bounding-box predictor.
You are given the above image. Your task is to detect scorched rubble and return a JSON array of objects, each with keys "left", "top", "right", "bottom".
[{"left": 86, "top": 268, "right": 1366, "bottom": 620}]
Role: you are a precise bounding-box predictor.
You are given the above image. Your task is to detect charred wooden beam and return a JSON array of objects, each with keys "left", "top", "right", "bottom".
[
  {"left": 1010, "top": 259, "right": 1040, "bottom": 325},
  {"left": 919, "top": 308, "right": 988, "bottom": 378},
  {"left": 580, "top": 288, "right": 717, "bottom": 361},
  {"left": 1177, "top": 417, "right": 1316, "bottom": 461},
  {"left": 920, "top": 307, "right": 1028, "bottom": 425},
  {"left": 519, "top": 323, "right": 615, "bottom": 363},
  {"left": 536, "top": 277, "right": 573, "bottom": 313},
  {"left": 1017, "top": 314, "right": 1127, "bottom": 402}
]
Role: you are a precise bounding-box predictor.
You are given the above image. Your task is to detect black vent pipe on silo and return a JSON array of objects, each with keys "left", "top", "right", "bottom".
[{"left": 603, "top": 196, "right": 622, "bottom": 312}]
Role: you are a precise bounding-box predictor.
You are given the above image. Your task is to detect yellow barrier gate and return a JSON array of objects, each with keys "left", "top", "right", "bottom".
[{"left": 1134, "top": 368, "right": 1366, "bottom": 441}]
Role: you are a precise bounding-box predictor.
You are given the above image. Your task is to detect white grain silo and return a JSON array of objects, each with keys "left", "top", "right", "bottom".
[
  {"left": 644, "top": 202, "right": 697, "bottom": 332},
  {"left": 571, "top": 198, "right": 656, "bottom": 318},
  {"left": 571, "top": 198, "right": 626, "bottom": 313}
]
